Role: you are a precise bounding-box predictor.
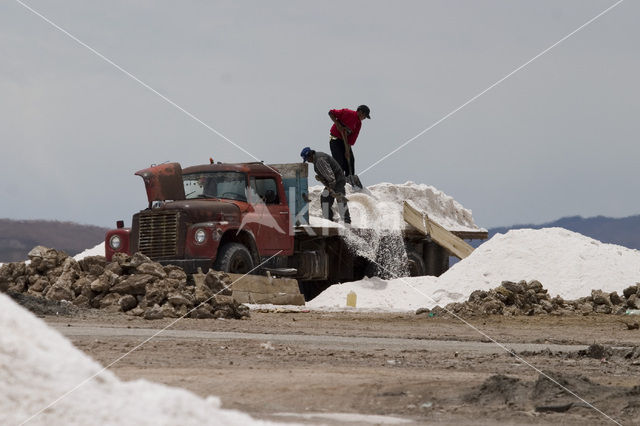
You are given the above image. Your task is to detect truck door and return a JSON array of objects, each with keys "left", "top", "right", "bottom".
[{"left": 249, "top": 176, "right": 293, "bottom": 254}]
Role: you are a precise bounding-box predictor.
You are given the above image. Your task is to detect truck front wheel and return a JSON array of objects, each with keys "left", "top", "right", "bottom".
[{"left": 214, "top": 243, "right": 254, "bottom": 274}]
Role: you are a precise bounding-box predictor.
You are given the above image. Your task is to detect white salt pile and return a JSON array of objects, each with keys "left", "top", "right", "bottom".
[
  {"left": 308, "top": 182, "right": 484, "bottom": 233},
  {"left": 73, "top": 242, "right": 105, "bottom": 261},
  {"left": 0, "top": 294, "right": 277, "bottom": 425},
  {"left": 308, "top": 228, "right": 640, "bottom": 311}
]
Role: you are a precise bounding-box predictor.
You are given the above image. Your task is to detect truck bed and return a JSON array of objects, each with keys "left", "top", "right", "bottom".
[{"left": 294, "top": 224, "right": 488, "bottom": 240}]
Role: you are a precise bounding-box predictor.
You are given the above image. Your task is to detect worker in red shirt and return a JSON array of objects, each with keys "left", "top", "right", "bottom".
[{"left": 328, "top": 105, "right": 370, "bottom": 177}]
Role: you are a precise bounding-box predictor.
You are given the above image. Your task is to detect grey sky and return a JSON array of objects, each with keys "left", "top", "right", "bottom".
[{"left": 1, "top": 0, "right": 637, "bottom": 230}]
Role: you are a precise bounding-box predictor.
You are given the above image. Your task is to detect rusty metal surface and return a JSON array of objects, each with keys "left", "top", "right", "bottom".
[
  {"left": 182, "top": 162, "right": 277, "bottom": 176},
  {"left": 135, "top": 163, "right": 185, "bottom": 204},
  {"left": 137, "top": 210, "right": 181, "bottom": 259},
  {"left": 157, "top": 200, "right": 241, "bottom": 224}
]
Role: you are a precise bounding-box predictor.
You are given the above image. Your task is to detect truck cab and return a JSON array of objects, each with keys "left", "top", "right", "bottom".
[{"left": 106, "top": 162, "right": 295, "bottom": 274}]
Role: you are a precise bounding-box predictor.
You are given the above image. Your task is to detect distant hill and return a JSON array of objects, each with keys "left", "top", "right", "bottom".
[
  {"left": 487, "top": 215, "right": 640, "bottom": 250},
  {"left": 0, "top": 219, "right": 109, "bottom": 262}
]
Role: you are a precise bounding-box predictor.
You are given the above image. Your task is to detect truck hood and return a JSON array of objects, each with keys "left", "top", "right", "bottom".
[
  {"left": 135, "top": 163, "right": 185, "bottom": 205},
  {"left": 159, "top": 199, "right": 243, "bottom": 223}
]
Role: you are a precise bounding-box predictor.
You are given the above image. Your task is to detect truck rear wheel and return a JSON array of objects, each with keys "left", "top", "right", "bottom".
[{"left": 214, "top": 243, "right": 254, "bottom": 274}]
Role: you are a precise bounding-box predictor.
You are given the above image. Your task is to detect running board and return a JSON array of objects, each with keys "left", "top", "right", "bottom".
[{"left": 261, "top": 267, "right": 298, "bottom": 277}]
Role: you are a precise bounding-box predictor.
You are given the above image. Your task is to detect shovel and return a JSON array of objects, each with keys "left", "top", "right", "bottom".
[
  {"left": 345, "top": 154, "right": 363, "bottom": 190},
  {"left": 339, "top": 128, "right": 363, "bottom": 190}
]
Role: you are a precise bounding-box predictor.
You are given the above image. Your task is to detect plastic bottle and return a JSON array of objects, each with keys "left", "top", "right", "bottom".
[
  {"left": 346, "top": 291, "right": 357, "bottom": 308},
  {"left": 625, "top": 309, "right": 640, "bottom": 315}
]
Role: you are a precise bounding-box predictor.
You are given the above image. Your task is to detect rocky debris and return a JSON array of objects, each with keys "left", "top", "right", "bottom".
[
  {"left": 0, "top": 247, "right": 249, "bottom": 320},
  {"left": 419, "top": 280, "right": 640, "bottom": 317},
  {"left": 575, "top": 344, "right": 640, "bottom": 362},
  {"left": 464, "top": 371, "right": 640, "bottom": 416},
  {"left": 5, "top": 290, "right": 78, "bottom": 316}
]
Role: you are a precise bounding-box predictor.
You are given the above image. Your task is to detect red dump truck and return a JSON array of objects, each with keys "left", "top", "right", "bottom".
[{"left": 105, "top": 161, "right": 486, "bottom": 299}]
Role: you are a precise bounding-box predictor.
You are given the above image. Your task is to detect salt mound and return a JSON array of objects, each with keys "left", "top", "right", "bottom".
[
  {"left": 307, "top": 275, "right": 444, "bottom": 312},
  {"left": 308, "top": 181, "right": 483, "bottom": 232},
  {"left": 439, "top": 227, "right": 640, "bottom": 301},
  {"left": 0, "top": 294, "right": 276, "bottom": 425},
  {"left": 308, "top": 228, "right": 640, "bottom": 311},
  {"left": 73, "top": 242, "right": 105, "bottom": 261}
]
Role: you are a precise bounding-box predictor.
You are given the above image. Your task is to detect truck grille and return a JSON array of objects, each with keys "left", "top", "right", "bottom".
[{"left": 138, "top": 211, "right": 180, "bottom": 259}]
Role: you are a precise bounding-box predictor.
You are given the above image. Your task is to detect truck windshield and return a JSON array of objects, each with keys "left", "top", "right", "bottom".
[{"left": 183, "top": 172, "right": 248, "bottom": 202}]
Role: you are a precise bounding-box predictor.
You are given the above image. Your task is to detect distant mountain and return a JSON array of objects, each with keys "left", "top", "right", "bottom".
[
  {"left": 487, "top": 215, "right": 640, "bottom": 250},
  {"left": 0, "top": 219, "right": 108, "bottom": 262}
]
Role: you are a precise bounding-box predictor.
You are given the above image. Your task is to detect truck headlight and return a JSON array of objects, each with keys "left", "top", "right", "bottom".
[
  {"left": 109, "top": 235, "right": 122, "bottom": 250},
  {"left": 194, "top": 228, "right": 206, "bottom": 244}
]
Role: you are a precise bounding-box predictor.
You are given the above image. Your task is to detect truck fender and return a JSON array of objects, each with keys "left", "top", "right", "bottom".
[{"left": 217, "top": 229, "right": 260, "bottom": 266}]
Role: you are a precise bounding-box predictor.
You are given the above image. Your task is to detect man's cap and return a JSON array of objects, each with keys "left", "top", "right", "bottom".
[
  {"left": 300, "top": 147, "right": 312, "bottom": 162},
  {"left": 357, "top": 105, "right": 371, "bottom": 119}
]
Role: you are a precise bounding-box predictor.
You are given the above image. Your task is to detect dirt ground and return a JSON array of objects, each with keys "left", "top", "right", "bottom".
[{"left": 43, "top": 309, "right": 640, "bottom": 425}]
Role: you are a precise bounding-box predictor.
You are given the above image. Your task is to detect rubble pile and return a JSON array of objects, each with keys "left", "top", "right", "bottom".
[
  {"left": 0, "top": 246, "right": 249, "bottom": 320},
  {"left": 423, "top": 280, "right": 640, "bottom": 317}
]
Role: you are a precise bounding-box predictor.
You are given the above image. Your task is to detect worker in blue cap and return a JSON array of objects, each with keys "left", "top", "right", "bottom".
[{"left": 301, "top": 147, "right": 351, "bottom": 224}]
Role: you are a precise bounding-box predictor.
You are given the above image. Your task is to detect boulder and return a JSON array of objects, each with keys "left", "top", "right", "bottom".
[
  {"left": 126, "top": 306, "right": 145, "bottom": 317},
  {"left": 494, "top": 287, "right": 514, "bottom": 305},
  {"left": 205, "top": 270, "right": 232, "bottom": 295},
  {"left": 501, "top": 281, "right": 524, "bottom": 294},
  {"left": 104, "top": 262, "right": 123, "bottom": 276},
  {"left": 627, "top": 294, "right": 640, "bottom": 309},
  {"left": 44, "top": 283, "right": 74, "bottom": 301},
  {"left": 175, "top": 305, "right": 189, "bottom": 317},
  {"left": 71, "top": 277, "right": 91, "bottom": 297},
  {"left": 469, "top": 290, "right": 489, "bottom": 302},
  {"left": 28, "top": 276, "right": 49, "bottom": 293},
  {"left": 110, "top": 274, "right": 155, "bottom": 295},
  {"left": 527, "top": 280, "right": 544, "bottom": 292},
  {"left": 591, "top": 290, "right": 611, "bottom": 306},
  {"left": 99, "top": 292, "right": 122, "bottom": 309},
  {"left": 29, "top": 246, "right": 65, "bottom": 272},
  {"left": 540, "top": 300, "right": 554, "bottom": 313},
  {"left": 90, "top": 270, "right": 119, "bottom": 292},
  {"left": 72, "top": 294, "right": 91, "bottom": 307},
  {"left": 119, "top": 295, "right": 138, "bottom": 312},
  {"left": 160, "top": 304, "right": 178, "bottom": 318},
  {"left": 579, "top": 303, "right": 594, "bottom": 315},
  {"left": 194, "top": 273, "right": 213, "bottom": 303},
  {"left": 165, "top": 266, "right": 187, "bottom": 281},
  {"left": 213, "top": 301, "right": 250, "bottom": 319},
  {"left": 190, "top": 304, "right": 215, "bottom": 319},
  {"left": 145, "top": 281, "right": 170, "bottom": 306},
  {"left": 8, "top": 276, "right": 27, "bottom": 293},
  {"left": 78, "top": 255, "right": 107, "bottom": 274},
  {"left": 482, "top": 300, "right": 503, "bottom": 315},
  {"left": 609, "top": 291, "right": 622, "bottom": 306},
  {"left": 52, "top": 258, "right": 80, "bottom": 287},
  {"left": 0, "top": 264, "right": 13, "bottom": 291},
  {"left": 144, "top": 304, "right": 165, "bottom": 320},
  {"left": 167, "top": 293, "right": 193, "bottom": 308},
  {"left": 623, "top": 285, "right": 638, "bottom": 299},
  {"left": 136, "top": 262, "right": 167, "bottom": 278},
  {"left": 27, "top": 246, "right": 48, "bottom": 271},
  {"left": 80, "top": 283, "right": 95, "bottom": 301},
  {"left": 594, "top": 304, "right": 612, "bottom": 314}
]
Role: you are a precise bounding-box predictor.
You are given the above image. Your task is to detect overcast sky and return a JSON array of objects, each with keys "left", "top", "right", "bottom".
[{"left": 1, "top": 0, "right": 637, "bottom": 230}]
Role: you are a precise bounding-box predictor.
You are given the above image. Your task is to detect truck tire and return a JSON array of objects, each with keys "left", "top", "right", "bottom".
[
  {"left": 214, "top": 243, "right": 254, "bottom": 274},
  {"left": 407, "top": 250, "right": 426, "bottom": 277}
]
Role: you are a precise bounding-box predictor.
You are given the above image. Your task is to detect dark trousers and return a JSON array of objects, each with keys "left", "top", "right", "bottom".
[
  {"left": 329, "top": 138, "right": 354, "bottom": 176},
  {"left": 320, "top": 179, "right": 351, "bottom": 224}
]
